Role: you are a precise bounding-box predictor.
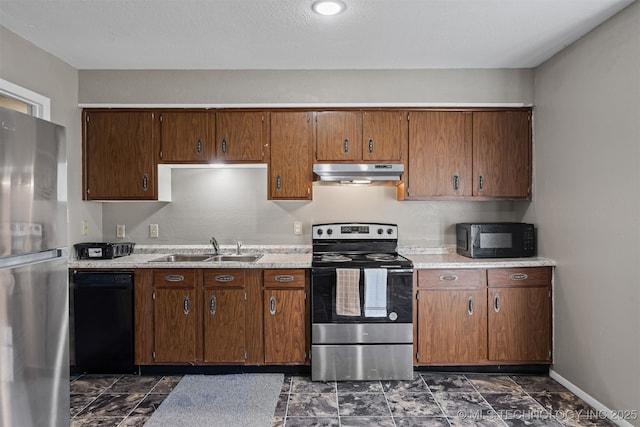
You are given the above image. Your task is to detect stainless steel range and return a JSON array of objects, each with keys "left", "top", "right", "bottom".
[{"left": 311, "top": 222, "right": 414, "bottom": 381}]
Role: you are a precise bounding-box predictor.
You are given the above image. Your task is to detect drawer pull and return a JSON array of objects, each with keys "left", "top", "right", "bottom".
[
  {"left": 164, "top": 274, "right": 185, "bottom": 282},
  {"left": 453, "top": 175, "right": 460, "bottom": 191},
  {"left": 215, "top": 275, "right": 235, "bottom": 283},
  {"left": 269, "top": 296, "right": 276, "bottom": 315},
  {"left": 368, "top": 138, "right": 374, "bottom": 154},
  {"left": 494, "top": 293, "right": 500, "bottom": 313},
  {"left": 343, "top": 138, "right": 349, "bottom": 154},
  {"left": 209, "top": 295, "right": 217, "bottom": 315},
  {"left": 509, "top": 273, "right": 528, "bottom": 281},
  {"left": 183, "top": 296, "right": 190, "bottom": 315},
  {"left": 468, "top": 296, "right": 474, "bottom": 315},
  {"left": 439, "top": 275, "right": 458, "bottom": 282},
  {"left": 221, "top": 138, "right": 227, "bottom": 154},
  {"left": 274, "top": 275, "right": 295, "bottom": 282},
  {"left": 196, "top": 138, "right": 203, "bottom": 155},
  {"left": 276, "top": 175, "right": 282, "bottom": 191}
]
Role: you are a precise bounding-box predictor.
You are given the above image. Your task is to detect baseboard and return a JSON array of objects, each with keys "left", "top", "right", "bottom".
[{"left": 549, "top": 369, "right": 636, "bottom": 427}]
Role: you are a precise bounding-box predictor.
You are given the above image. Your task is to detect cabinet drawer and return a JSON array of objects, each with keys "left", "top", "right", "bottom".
[
  {"left": 153, "top": 269, "right": 198, "bottom": 288},
  {"left": 418, "top": 269, "right": 485, "bottom": 289},
  {"left": 488, "top": 267, "right": 552, "bottom": 287},
  {"left": 204, "top": 269, "right": 245, "bottom": 287},
  {"left": 264, "top": 269, "right": 306, "bottom": 289}
]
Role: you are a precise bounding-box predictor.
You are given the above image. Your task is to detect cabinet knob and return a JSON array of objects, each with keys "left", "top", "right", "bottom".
[
  {"left": 142, "top": 173, "right": 149, "bottom": 191},
  {"left": 343, "top": 138, "right": 349, "bottom": 155},
  {"left": 468, "top": 296, "right": 474, "bottom": 315},
  {"left": 494, "top": 293, "right": 501, "bottom": 313},
  {"left": 453, "top": 175, "right": 460, "bottom": 191},
  {"left": 368, "top": 138, "right": 374, "bottom": 154},
  {"left": 196, "top": 138, "right": 203, "bottom": 155},
  {"left": 478, "top": 174, "right": 484, "bottom": 191},
  {"left": 183, "top": 296, "right": 190, "bottom": 315},
  {"left": 209, "top": 295, "right": 217, "bottom": 315},
  {"left": 276, "top": 175, "right": 282, "bottom": 192},
  {"left": 269, "top": 295, "right": 277, "bottom": 315},
  {"left": 221, "top": 138, "right": 227, "bottom": 154}
]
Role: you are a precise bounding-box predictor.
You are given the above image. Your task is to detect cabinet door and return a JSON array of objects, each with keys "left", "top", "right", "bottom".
[
  {"left": 316, "top": 111, "right": 362, "bottom": 161},
  {"left": 264, "top": 289, "right": 306, "bottom": 364},
  {"left": 269, "top": 111, "right": 313, "bottom": 200},
  {"left": 154, "top": 287, "right": 198, "bottom": 363},
  {"left": 417, "top": 289, "right": 486, "bottom": 364},
  {"left": 216, "top": 111, "right": 265, "bottom": 162},
  {"left": 159, "top": 111, "right": 210, "bottom": 162},
  {"left": 83, "top": 110, "right": 157, "bottom": 200},
  {"left": 203, "top": 288, "right": 246, "bottom": 363},
  {"left": 488, "top": 286, "right": 551, "bottom": 362},
  {"left": 407, "top": 111, "right": 472, "bottom": 198},
  {"left": 473, "top": 111, "right": 531, "bottom": 198},
  {"left": 362, "top": 111, "right": 405, "bottom": 161}
]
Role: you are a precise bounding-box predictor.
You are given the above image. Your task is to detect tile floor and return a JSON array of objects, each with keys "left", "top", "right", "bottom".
[{"left": 70, "top": 373, "right": 617, "bottom": 427}]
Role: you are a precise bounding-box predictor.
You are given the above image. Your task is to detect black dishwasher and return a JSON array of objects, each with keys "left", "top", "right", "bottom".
[{"left": 72, "top": 271, "right": 136, "bottom": 374}]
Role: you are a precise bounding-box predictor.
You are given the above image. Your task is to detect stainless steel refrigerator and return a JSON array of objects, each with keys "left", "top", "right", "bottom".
[{"left": 0, "top": 106, "right": 69, "bottom": 426}]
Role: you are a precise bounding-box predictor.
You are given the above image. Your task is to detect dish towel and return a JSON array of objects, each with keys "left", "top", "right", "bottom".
[
  {"left": 364, "top": 268, "right": 388, "bottom": 318},
  {"left": 335, "top": 268, "right": 361, "bottom": 316}
]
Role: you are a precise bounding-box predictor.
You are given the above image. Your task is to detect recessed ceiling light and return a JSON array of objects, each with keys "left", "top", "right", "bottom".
[{"left": 312, "top": 0, "right": 345, "bottom": 16}]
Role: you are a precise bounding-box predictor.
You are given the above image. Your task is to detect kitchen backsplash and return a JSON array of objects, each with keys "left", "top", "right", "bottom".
[{"left": 101, "top": 168, "right": 525, "bottom": 246}]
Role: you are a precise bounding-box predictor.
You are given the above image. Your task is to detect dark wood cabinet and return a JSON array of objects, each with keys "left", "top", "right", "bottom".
[
  {"left": 362, "top": 110, "right": 406, "bottom": 161},
  {"left": 269, "top": 112, "right": 314, "bottom": 200},
  {"left": 83, "top": 110, "right": 158, "bottom": 200},
  {"left": 215, "top": 111, "right": 267, "bottom": 162},
  {"left": 473, "top": 110, "right": 532, "bottom": 198},
  {"left": 263, "top": 270, "right": 307, "bottom": 364},
  {"left": 316, "top": 111, "right": 363, "bottom": 161},
  {"left": 416, "top": 269, "right": 487, "bottom": 364},
  {"left": 152, "top": 269, "right": 200, "bottom": 363},
  {"left": 203, "top": 270, "right": 247, "bottom": 363},
  {"left": 159, "top": 111, "right": 211, "bottom": 163},
  {"left": 487, "top": 267, "right": 552, "bottom": 363},
  {"left": 407, "top": 111, "right": 472, "bottom": 198}
]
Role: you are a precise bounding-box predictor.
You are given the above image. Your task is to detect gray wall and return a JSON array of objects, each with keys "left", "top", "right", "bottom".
[
  {"left": 524, "top": 2, "right": 640, "bottom": 422},
  {"left": 0, "top": 25, "right": 102, "bottom": 244},
  {"left": 78, "top": 68, "right": 534, "bottom": 245}
]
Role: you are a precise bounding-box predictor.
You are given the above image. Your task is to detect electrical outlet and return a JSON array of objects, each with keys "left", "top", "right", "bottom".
[
  {"left": 294, "top": 221, "right": 303, "bottom": 235},
  {"left": 149, "top": 224, "right": 159, "bottom": 238},
  {"left": 82, "top": 220, "right": 89, "bottom": 236},
  {"left": 116, "top": 224, "right": 126, "bottom": 238}
]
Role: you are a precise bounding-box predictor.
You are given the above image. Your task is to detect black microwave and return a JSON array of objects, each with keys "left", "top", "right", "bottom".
[{"left": 456, "top": 223, "right": 535, "bottom": 258}]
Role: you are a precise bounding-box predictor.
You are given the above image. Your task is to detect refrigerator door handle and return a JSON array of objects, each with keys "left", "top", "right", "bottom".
[{"left": 0, "top": 248, "right": 67, "bottom": 269}]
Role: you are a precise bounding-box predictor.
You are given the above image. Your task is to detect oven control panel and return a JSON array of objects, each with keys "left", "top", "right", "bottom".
[{"left": 313, "top": 223, "right": 398, "bottom": 239}]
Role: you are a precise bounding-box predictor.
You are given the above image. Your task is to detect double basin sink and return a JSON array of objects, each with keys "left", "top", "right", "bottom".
[{"left": 149, "top": 253, "right": 263, "bottom": 263}]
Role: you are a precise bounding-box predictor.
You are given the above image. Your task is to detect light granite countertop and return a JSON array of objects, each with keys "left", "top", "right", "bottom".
[{"left": 68, "top": 244, "right": 555, "bottom": 270}]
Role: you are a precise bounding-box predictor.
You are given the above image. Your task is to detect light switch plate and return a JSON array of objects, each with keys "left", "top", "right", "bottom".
[
  {"left": 82, "top": 220, "right": 89, "bottom": 236},
  {"left": 116, "top": 224, "right": 126, "bottom": 238},
  {"left": 294, "top": 222, "right": 303, "bottom": 235},
  {"left": 149, "top": 224, "right": 159, "bottom": 238}
]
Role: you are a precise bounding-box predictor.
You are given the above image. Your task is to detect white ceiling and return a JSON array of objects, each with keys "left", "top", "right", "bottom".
[{"left": 0, "top": 0, "right": 635, "bottom": 70}]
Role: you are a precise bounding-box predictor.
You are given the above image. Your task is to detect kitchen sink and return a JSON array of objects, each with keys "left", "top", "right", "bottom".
[
  {"left": 209, "top": 254, "right": 263, "bottom": 262},
  {"left": 149, "top": 253, "right": 263, "bottom": 263}
]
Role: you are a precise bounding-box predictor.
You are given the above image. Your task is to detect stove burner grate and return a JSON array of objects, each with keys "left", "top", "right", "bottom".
[
  {"left": 320, "top": 253, "right": 352, "bottom": 262},
  {"left": 365, "top": 253, "right": 397, "bottom": 261}
]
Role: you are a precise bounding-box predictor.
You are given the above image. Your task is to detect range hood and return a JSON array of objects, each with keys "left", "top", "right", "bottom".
[{"left": 313, "top": 163, "right": 404, "bottom": 184}]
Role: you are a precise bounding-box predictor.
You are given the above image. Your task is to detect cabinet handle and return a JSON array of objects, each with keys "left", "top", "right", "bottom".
[
  {"left": 164, "top": 274, "right": 185, "bottom": 282},
  {"left": 183, "top": 296, "right": 190, "bottom": 315},
  {"left": 468, "top": 296, "right": 474, "bottom": 315},
  {"left": 343, "top": 138, "right": 349, "bottom": 154},
  {"left": 274, "top": 275, "right": 294, "bottom": 282},
  {"left": 276, "top": 175, "right": 282, "bottom": 192},
  {"left": 215, "top": 275, "right": 235, "bottom": 283},
  {"left": 221, "top": 138, "right": 227, "bottom": 154},
  {"left": 209, "top": 295, "right": 217, "bottom": 315},
  {"left": 509, "top": 273, "right": 528, "bottom": 281},
  {"left": 478, "top": 174, "right": 484, "bottom": 191},
  {"left": 453, "top": 175, "right": 460, "bottom": 191},
  {"left": 196, "top": 138, "right": 203, "bottom": 155},
  {"left": 142, "top": 173, "right": 149, "bottom": 191},
  {"left": 439, "top": 274, "right": 458, "bottom": 282},
  {"left": 494, "top": 293, "right": 500, "bottom": 313},
  {"left": 269, "top": 296, "right": 276, "bottom": 315},
  {"left": 368, "top": 138, "right": 374, "bottom": 154}
]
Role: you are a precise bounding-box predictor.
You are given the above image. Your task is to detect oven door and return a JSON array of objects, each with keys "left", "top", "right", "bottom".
[{"left": 311, "top": 267, "right": 413, "bottom": 325}]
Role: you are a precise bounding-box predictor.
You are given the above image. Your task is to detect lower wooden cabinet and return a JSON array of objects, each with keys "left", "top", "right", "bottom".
[
  {"left": 416, "top": 269, "right": 487, "bottom": 364},
  {"left": 263, "top": 269, "right": 308, "bottom": 364},
  {"left": 415, "top": 266, "right": 552, "bottom": 366}
]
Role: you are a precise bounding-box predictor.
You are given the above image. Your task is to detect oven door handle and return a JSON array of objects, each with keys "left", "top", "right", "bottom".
[{"left": 386, "top": 269, "right": 414, "bottom": 274}]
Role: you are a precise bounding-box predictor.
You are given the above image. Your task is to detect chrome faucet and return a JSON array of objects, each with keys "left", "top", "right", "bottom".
[
  {"left": 210, "top": 237, "right": 220, "bottom": 255},
  {"left": 236, "top": 240, "right": 242, "bottom": 255}
]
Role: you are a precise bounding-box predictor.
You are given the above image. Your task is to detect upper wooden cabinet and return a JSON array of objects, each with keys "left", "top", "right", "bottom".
[
  {"left": 83, "top": 109, "right": 158, "bottom": 200},
  {"left": 473, "top": 111, "right": 531, "bottom": 198},
  {"left": 407, "top": 111, "right": 473, "bottom": 198},
  {"left": 269, "top": 111, "right": 314, "bottom": 200},
  {"left": 159, "top": 111, "right": 211, "bottom": 163},
  {"left": 215, "top": 111, "right": 267, "bottom": 162},
  {"left": 405, "top": 109, "right": 532, "bottom": 200},
  {"left": 315, "top": 110, "right": 406, "bottom": 162}
]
